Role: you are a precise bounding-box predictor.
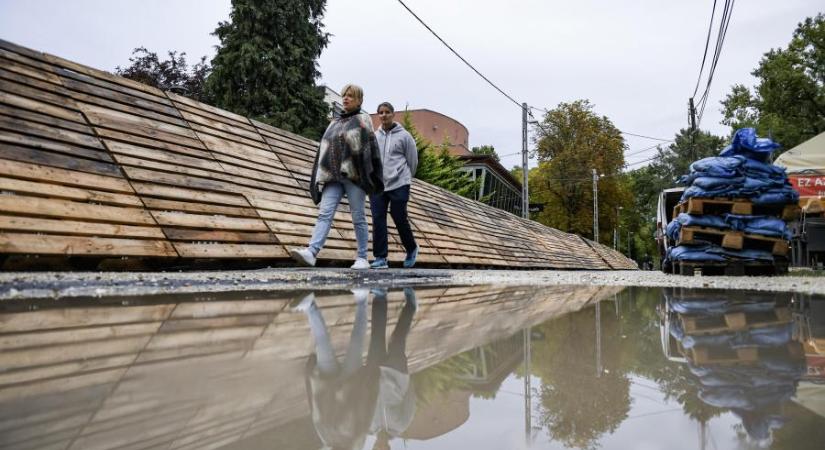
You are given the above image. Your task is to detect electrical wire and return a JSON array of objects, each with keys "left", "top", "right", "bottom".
[
  {"left": 695, "top": 0, "right": 736, "bottom": 127},
  {"left": 692, "top": 0, "right": 718, "bottom": 98},
  {"left": 396, "top": 0, "right": 522, "bottom": 108}
]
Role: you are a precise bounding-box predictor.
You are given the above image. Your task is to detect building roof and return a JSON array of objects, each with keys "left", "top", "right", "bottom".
[{"left": 457, "top": 154, "right": 523, "bottom": 192}]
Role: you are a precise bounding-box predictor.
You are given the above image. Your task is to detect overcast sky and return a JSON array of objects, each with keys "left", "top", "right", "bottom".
[{"left": 1, "top": 0, "right": 821, "bottom": 169}]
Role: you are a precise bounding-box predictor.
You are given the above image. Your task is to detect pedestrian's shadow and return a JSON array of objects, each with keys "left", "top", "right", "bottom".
[{"left": 297, "top": 288, "right": 418, "bottom": 450}]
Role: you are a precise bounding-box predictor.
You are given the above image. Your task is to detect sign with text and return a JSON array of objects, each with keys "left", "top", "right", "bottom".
[{"left": 790, "top": 175, "right": 825, "bottom": 197}]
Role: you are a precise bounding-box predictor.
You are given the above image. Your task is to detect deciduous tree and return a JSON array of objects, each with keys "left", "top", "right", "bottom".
[
  {"left": 721, "top": 14, "right": 825, "bottom": 149},
  {"left": 116, "top": 47, "right": 210, "bottom": 101}
]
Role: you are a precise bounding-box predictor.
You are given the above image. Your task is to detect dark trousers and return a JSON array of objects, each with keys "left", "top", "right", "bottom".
[
  {"left": 370, "top": 185, "right": 417, "bottom": 259},
  {"left": 367, "top": 293, "right": 416, "bottom": 372}
]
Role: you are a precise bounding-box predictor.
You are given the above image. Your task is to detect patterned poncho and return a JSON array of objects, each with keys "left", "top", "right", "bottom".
[{"left": 309, "top": 110, "right": 384, "bottom": 204}]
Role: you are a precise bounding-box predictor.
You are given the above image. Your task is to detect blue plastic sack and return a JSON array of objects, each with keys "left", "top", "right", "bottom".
[{"left": 719, "top": 128, "right": 782, "bottom": 162}]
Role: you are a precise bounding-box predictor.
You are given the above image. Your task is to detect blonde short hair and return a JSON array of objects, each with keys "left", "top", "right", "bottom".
[{"left": 341, "top": 83, "right": 364, "bottom": 106}]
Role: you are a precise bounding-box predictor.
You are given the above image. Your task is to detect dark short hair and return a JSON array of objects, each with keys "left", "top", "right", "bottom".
[{"left": 376, "top": 102, "right": 394, "bottom": 113}]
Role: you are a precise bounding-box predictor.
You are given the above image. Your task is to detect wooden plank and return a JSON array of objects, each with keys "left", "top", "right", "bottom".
[
  {"left": 151, "top": 211, "right": 269, "bottom": 231},
  {"left": 0, "top": 56, "right": 61, "bottom": 84},
  {"left": 0, "top": 322, "right": 161, "bottom": 350},
  {"left": 0, "top": 158, "right": 133, "bottom": 193},
  {"left": 0, "top": 91, "right": 85, "bottom": 124},
  {"left": 197, "top": 132, "right": 286, "bottom": 168},
  {"left": 174, "top": 102, "right": 257, "bottom": 133},
  {"left": 78, "top": 102, "right": 196, "bottom": 139},
  {"left": 162, "top": 228, "right": 278, "bottom": 243},
  {"left": 0, "top": 116, "right": 105, "bottom": 151},
  {"left": 42, "top": 51, "right": 166, "bottom": 97},
  {"left": 0, "top": 195, "right": 156, "bottom": 225},
  {"left": 141, "top": 198, "right": 258, "bottom": 217},
  {"left": 0, "top": 232, "right": 176, "bottom": 256},
  {"left": 172, "top": 242, "right": 287, "bottom": 258},
  {"left": 60, "top": 76, "right": 183, "bottom": 121},
  {"left": 105, "top": 140, "right": 222, "bottom": 171},
  {"left": 0, "top": 78, "right": 80, "bottom": 112},
  {"left": 0, "top": 215, "right": 164, "bottom": 239},
  {"left": 0, "top": 144, "right": 121, "bottom": 177},
  {"left": 168, "top": 92, "right": 251, "bottom": 124},
  {"left": 0, "top": 103, "right": 91, "bottom": 134},
  {"left": 0, "top": 176, "right": 142, "bottom": 206},
  {"left": 53, "top": 66, "right": 172, "bottom": 107},
  {"left": 129, "top": 182, "right": 249, "bottom": 207},
  {"left": 185, "top": 116, "right": 266, "bottom": 147},
  {"left": 95, "top": 128, "right": 208, "bottom": 156}
]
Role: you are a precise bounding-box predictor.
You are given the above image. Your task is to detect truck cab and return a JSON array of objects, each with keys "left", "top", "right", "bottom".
[{"left": 655, "top": 187, "right": 685, "bottom": 272}]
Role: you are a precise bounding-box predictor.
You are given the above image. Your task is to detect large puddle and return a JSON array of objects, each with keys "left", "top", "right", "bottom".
[{"left": 0, "top": 285, "right": 823, "bottom": 449}]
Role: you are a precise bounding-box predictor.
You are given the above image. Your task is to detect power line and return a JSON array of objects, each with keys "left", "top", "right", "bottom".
[
  {"left": 692, "top": 0, "right": 718, "bottom": 98},
  {"left": 396, "top": 0, "right": 522, "bottom": 108},
  {"left": 528, "top": 107, "right": 671, "bottom": 142},
  {"left": 695, "top": 0, "right": 736, "bottom": 127}
]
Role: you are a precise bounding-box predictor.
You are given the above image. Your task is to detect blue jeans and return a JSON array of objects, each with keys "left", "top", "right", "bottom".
[{"left": 308, "top": 180, "right": 368, "bottom": 259}]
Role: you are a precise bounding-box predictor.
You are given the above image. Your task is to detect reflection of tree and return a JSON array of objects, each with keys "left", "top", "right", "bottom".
[
  {"left": 412, "top": 351, "right": 475, "bottom": 405},
  {"left": 531, "top": 306, "right": 630, "bottom": 450}
]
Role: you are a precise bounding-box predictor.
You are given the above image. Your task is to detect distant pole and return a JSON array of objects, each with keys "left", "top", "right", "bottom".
[
  {"left": 523, "top": 327, "right": 532, "bottom": 444},
  {"left": 614, "top": 206, "right": 622, "bottom": 250},
  {"left": 627, "top": 229, "right": 632, "bottom": 258},
  {"left": 592, "top": 169, "right": 599, "bottom": 243},
  {"left": 522, "top": 103, "right": 529, "bottom": 219},
  {"left": 688, "top": 98, "right": 697, "bottom": 160}
]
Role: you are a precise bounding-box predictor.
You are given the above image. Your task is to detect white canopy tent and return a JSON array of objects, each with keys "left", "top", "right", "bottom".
[
  {"left": 775, "top": 131, "right": 825, "bottom": 174},
  {"left": 775, "top": 131, "right": 825, "bottom": 213}
]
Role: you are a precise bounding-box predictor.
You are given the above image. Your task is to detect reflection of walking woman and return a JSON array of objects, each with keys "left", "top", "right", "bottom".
[
  {"left": 290, "top": 84, "right": 384, "bottom": 270},
  {"left": 370, "top": 102, "right": 419, "bottom": 269},
  {"left": 298, "top": 290, "right": 377, "bottom": 450}
]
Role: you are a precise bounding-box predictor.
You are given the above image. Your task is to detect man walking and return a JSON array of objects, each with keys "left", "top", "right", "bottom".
[{"left": 370, "top": 102, "right": 419, "bottom": 269}]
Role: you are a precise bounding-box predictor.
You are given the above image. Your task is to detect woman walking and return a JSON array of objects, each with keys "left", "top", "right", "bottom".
[{"left": 290, "top": 84, "right": 383, "bottom": 269}]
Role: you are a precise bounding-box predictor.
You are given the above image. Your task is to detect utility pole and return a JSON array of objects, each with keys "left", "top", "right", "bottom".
[
  {"left": 688, "top": 98, "right": 697, "bottom": 160},
  {"left": 522, "top": 103, "right": 529, "bottom": 220},
  {"left": 592, "top": 169, "right": 599, "bottom": 243}
]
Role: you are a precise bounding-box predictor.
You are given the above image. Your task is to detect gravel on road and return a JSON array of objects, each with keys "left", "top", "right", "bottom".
[{"left": 1, "top": 268, "right": 823, "bottom": 300}]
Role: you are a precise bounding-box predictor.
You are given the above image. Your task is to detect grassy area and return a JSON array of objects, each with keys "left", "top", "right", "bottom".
[{"left": 787, "top": 268, "right": 825, "bottom": 277}]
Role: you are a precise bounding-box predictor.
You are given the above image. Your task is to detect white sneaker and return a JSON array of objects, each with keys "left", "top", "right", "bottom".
[
  {"left": 290, "top": 248, "right": 316, "bottom": 267},
  {"left": 350, "top": 258, "right": 369, "bottom": 270},
  {"left": 292, "top": 293, "right": 317, "bottom": 312}
]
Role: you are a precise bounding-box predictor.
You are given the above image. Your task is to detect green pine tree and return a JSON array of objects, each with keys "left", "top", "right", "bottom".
[
  {"left": 401, "top": 112, "right": 482, "bottom": 200},
  {"left": 205, "top": 0, "right": 330, "bottom": 139}
]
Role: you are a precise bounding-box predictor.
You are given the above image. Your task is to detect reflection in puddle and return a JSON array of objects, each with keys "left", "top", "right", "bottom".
[{"left": 0, "top": 285, "right": 823, "bottom": 450}]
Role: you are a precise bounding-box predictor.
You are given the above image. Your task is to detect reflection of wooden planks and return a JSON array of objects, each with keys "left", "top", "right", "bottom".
[
  {"left": 0, "top": 284, "right": 620, "bottom": 450},
  {"left": 0, "top": 38, "right": 635, "bottom": 269},
  {"left": 684, "top": 342, "right": 802, "bottom": 365},
  {"left": 681, "top": 306, "right": 792, "bottom": 335}
]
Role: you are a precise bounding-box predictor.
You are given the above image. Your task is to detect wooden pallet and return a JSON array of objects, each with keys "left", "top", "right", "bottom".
[
  {"left": 680, "top": 307, "right": 791, "bottom": 335},
  {"left": 677, "top": 226, "right": 789, "bottom": 256},
  {"left": 673, "top": 197, "right": 800, "bottom": 221},
  {"left": 671, "top": 258, "right": 788, "bottom": 276},
  {"left": 683, "top": 342, "right": 802, "bottom": 365}
]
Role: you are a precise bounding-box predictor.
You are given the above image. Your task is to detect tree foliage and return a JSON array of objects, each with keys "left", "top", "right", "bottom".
[
  {"left": 115, "top": 47, "right": 211, "bottom": 101},
  {"left": 205, "top": 0, "right": 331, "bottom": 139},
  {"left": 402, "top": 113, "right": 481, "bottom": 200},
  {"left": 529, "top": 100, "right": 629, "bottom": 241},
  {"left": 721, "top": 13, "right": 825, "bottom": 149},
  {"left": 470, "top": 144, "right": 500, "bottom": 161}
]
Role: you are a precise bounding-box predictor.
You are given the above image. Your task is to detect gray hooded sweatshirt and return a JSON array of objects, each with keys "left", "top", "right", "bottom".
[{"left": 374, "top": 122, "right": 418, "bottom": 192}]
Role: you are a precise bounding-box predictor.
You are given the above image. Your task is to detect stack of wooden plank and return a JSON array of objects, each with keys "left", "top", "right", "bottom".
[
  {"left": 669, "top": 197, "right": 799, "bottom": 276},
  {"left": 0, "top": 39, "right": 636, "bottom": 270}
]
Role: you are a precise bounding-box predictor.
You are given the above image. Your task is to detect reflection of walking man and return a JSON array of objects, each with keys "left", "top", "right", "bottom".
[
  {"left": 298, "top": 288, "right": 418, "bottom": 450},
  {"left": 370, "top": 102, "right": 419, "bottom": 269},
  {"left": 368, "top": 288, "right": 418, "bottom": 450}
]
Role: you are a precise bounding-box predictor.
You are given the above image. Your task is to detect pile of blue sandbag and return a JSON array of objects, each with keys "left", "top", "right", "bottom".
[{"left": 664, "top": 128, "right": 799, "bottom": 267}]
